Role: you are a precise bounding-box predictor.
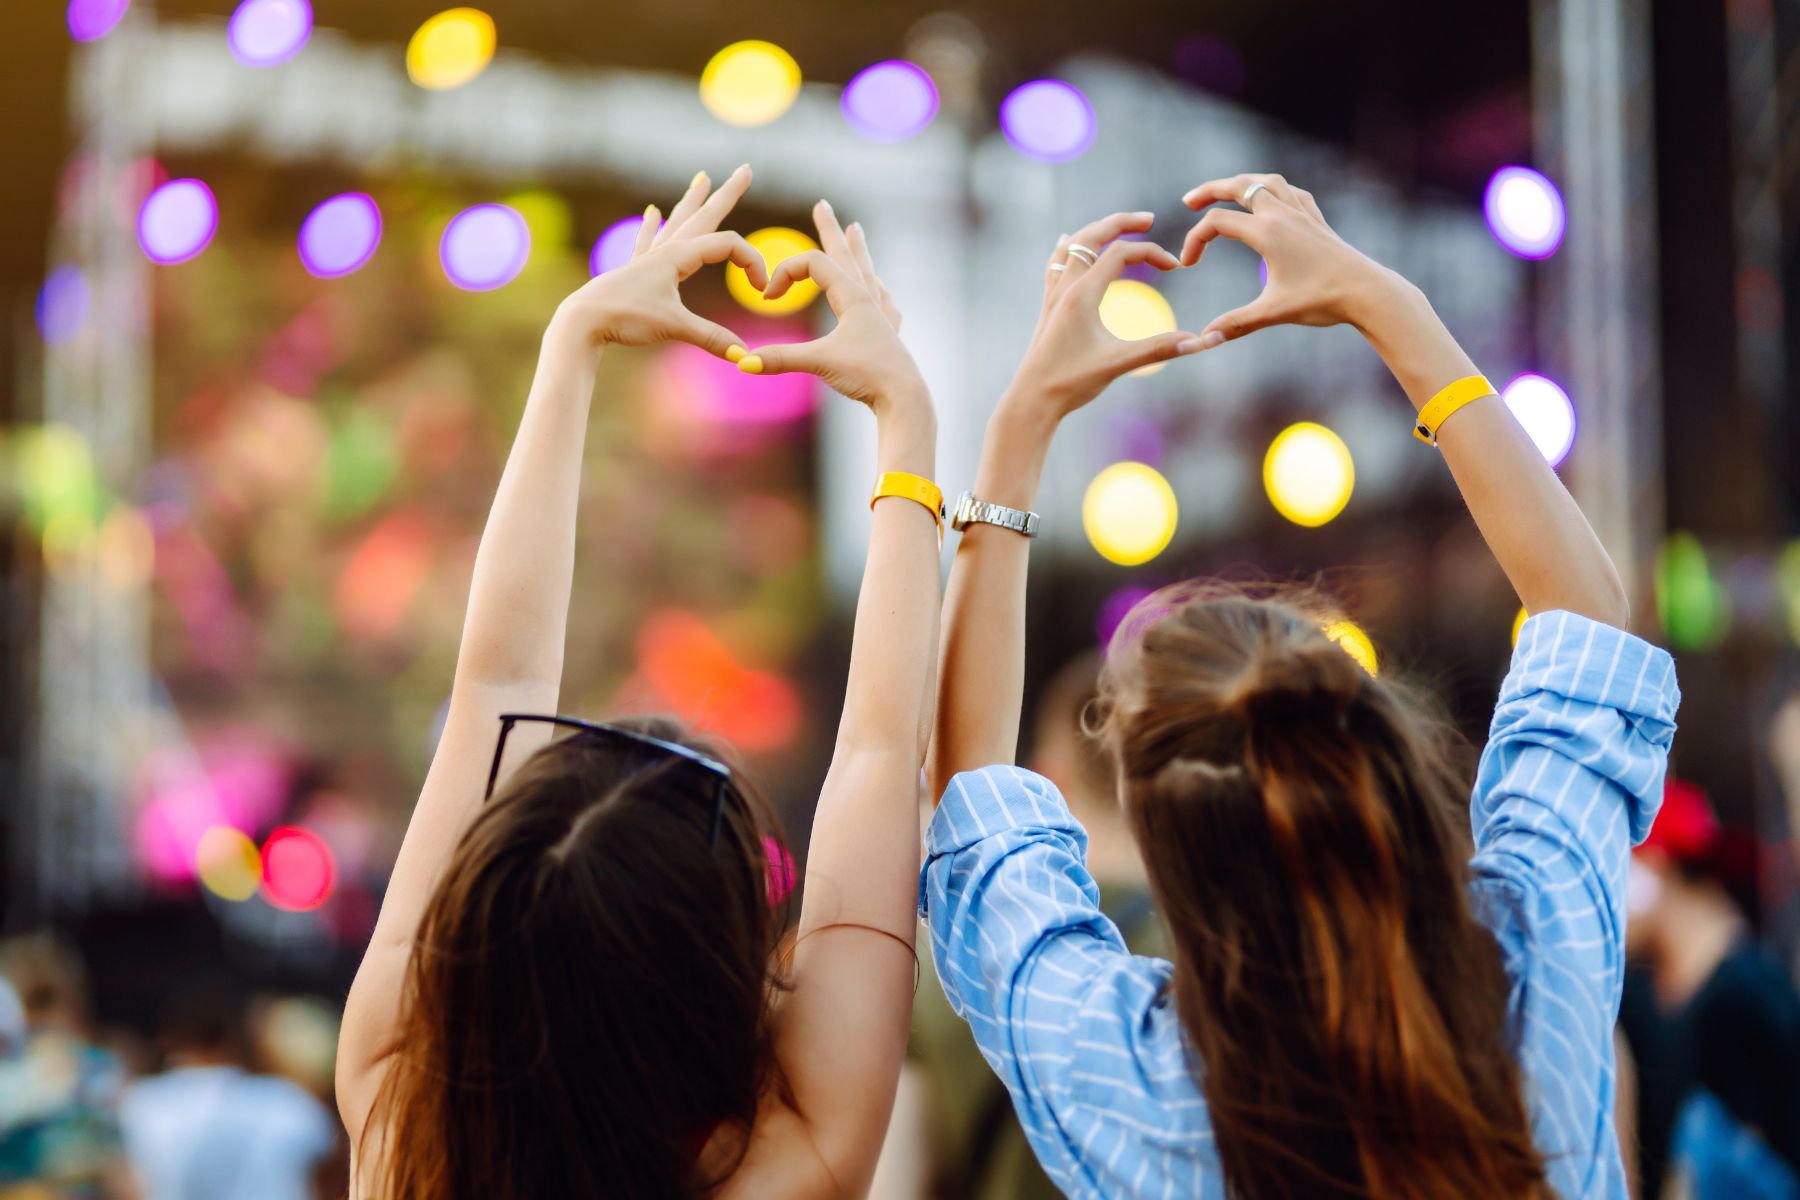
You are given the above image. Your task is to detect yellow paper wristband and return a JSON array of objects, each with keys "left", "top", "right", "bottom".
[
  {"left": 1413, "top": 375, "right": 1495, "bottom": 445},
  {"left": 870, "top": 471, "right": 944, "bottom": 526}
]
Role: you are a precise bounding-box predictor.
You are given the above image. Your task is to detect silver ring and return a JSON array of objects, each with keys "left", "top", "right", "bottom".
[
  {"left": 1066, "top": 243, "right": 1098, "bottom": 266},
  {"left": 1241, "top": 181, "right": 1269, "bottom": 211},
  {"left": 1047, "top": 262, "right": 1067, "bottom": 273}
]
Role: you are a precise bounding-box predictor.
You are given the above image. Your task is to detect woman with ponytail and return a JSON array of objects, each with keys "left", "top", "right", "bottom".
[{"left": 923, "top": 175, "right": 1679, "bottom": 1199}]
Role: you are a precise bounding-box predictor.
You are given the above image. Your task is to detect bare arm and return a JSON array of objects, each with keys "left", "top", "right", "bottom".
[
  {"left": 335, "top": 168, "right": 767, "bottom": 1141},
  {"left": 1182, "top": 172, "right": 1629, "bottom": 628},
  {"left": 727, "top": 205, "right": 942, "bottom": 1197},
  {"left": 926, "top": 215, "right": 1201, "bottom": 800}
]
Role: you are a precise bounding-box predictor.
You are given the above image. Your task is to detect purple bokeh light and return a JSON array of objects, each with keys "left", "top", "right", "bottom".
[
  {"left": 1097, "top": 585, "right": 1157, "bottom": 651},
  {"left": 68, "top": 0, "right": 130, "bottom": 42},
  {"left": 227, "top": 0, "right": 312, "bottom": 68},
  {"left": 589, "top": 215, "right": 645, "bottom": 277},
  {"left": 36, "top": 268, "right": 91, "bottom": 344},
  {"left": 138, "top": 179, "right": 219, "bottom": 265},
  {"left": 1500, "top": 373, "right": 1577, "bottom": 465},
  {"left": 999, "top": 79, "right": 1096, "bottom": 163},
  {"left": 298, "top": 193, "right": 382, "bottom": 278},
  {"left": 1483, "top": 166, "right": 1566, "bottom": 259},
  {"left": 440, "top": 204, "right": 530, "bottom": 292},
  {"left": 841, "top": 60, "right": 939, "bottom": 142}
]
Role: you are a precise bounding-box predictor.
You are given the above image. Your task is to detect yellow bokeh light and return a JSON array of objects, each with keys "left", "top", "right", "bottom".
[
  {"left": 728, "top": 227, "right": 820, "bottom": 315},
  {"left": 96, "top": 506, "right": 156, "bottom": 592},
  {"left": 1511, "top": 606, "right": 1529, "bottom": 647},
  {"left": 196, "top": 826, "right": 263, "bottom": 902},
  {"left": 1324, "top": 619, "right": 1379, "bottom": 676},
  {"left": 700, "top": 40, "right": 802, "bottom": 127},
  {"left": 1263, "top": 422, "right": 1354, "bottom": 527},
  {"left": 406, "top": 8, "right": 497, "bottom": 91},
  {"left": 1082, "top": 462, "right": 1179, "bottom": 566},
  {"left": 1097, "top": 280, "right": 1178, "bottom": 377},
  {"left": 41, "top": 507, "right": 97, "bottom": 576}
]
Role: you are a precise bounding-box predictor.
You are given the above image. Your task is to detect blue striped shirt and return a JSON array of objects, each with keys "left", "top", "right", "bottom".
[{"left": 919, "top": 610, "right": 1680, "bottom": 1199}]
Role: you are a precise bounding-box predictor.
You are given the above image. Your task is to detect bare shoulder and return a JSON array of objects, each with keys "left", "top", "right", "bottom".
[{"left": 713, "top": 1092, "right": 840, "bottom": 1200}]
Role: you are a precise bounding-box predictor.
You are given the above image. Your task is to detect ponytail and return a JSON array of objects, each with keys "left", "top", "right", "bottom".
[{"left": 1099, "top": 585, "right": 1547, "bottom": 1200}]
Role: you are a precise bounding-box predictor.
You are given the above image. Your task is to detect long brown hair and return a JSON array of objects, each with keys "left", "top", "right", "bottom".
[
  {"left": 362, "top": 716, "right": 788, "bottom": 1199},
  {"left": 1097, "top": 585, "right": 1547, "bottom": 1199}
]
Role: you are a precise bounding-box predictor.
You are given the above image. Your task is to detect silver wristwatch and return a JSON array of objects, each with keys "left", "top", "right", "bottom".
[{"left": 949, "top": 492, "right": 1040, "bottom": 538}]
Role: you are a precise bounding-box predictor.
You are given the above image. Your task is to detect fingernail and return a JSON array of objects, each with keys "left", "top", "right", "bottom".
[
  {"left": 691, "top": 170, "right": 708, "bottom": 187},
  {"left": 737, "top": 355, "right": 764, "bottom": 375},
  {"left": 1200, "top": 331, "right": 1226, "bottom": 349},
  {"left": 818, "top": 198, "right": 835, "bottom": 214},
  {"left": 643, "top": 204, "right": 657, "bottom": 220},
  {"left": 1177, "top": 335, "right": 1204, "bottom": 354},
  {"left": 735, "top": 163, "right": 750, "bottom": 175},
  {"left": 1136, "top": 211, "right": 1155, "bottom": 220},
  {"left": 725, "top": 344, "right": 747, "bottom": 363}
]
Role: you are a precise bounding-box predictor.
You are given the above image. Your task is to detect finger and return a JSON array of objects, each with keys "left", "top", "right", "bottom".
[
  {"left": 1182, "top": 173, "right": 1299, "bottom": 214},
  {"left": 845, "top": 221, "right": 882, "bottom": 294},
  {"left": 632, "top": 205, "right": 661, "bottom": 258},
  {"left": 812, "top": 199, "right": 855, "bottom": 265},
  {"left": 1064, "top": 211, "right": 1156, "bottom": 280},
  {"left": 672, "top": 312, "right": 749, "bottom": 360},
  {"left": 1045, "top": 234, "right": 1073, "bottom": 291},
  {"left": 1200, "top": 295, "right": 1285, "bottom": 346},
  {"left": 738, "top": 337, "right": 828, "bottom": 377},
  {"left": 1180, "top": 208, "right": 1263, "bottom": 267},
  {"left": 1182, "top": 174, "right": 1260, "bottom": 211},
  {"left": 671, "top": 164, "right": 751, "bottom": 238},
  {"left": 764, "top": 249, "right": 858, "bottom": 312},
  {"left": 1077, "top": 240, "right": 1182, "bottom": 293},
  {"left": 677, "top": 231, "right": 767, "bottom": 290},
  {"left": 1113, "top": 330, "right": 1207, "bottom": 372},
  {"left": 1070, "top": 210, "right": 1157, "bottom": 253},
  {"left": 654, "top": 169, "right": 712, "bottom": 246}
]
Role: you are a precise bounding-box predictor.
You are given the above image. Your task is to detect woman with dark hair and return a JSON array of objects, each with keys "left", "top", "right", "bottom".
[
  {"left": 924, "top": 174, "right": 1679, "bottom": 1199},
  {"left": 335, "top": 166, "right": 943, "bottom": 1198}
]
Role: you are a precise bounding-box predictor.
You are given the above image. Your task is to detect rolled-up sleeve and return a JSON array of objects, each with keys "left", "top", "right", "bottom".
[
  {"left": 1469, "top": 609, "right": 1679, "bottom": 1190},
  {"left": 919, "top": 765, "right": 1212, "bottom": 1198}
]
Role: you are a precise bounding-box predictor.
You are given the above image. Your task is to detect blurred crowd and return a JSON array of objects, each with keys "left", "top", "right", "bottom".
[
  {"left": 0, "top": 942, "right": 344, "bottom": 1200},
  {"left": 10, "top": 658, "right": 1799, "bottom": 1200}
]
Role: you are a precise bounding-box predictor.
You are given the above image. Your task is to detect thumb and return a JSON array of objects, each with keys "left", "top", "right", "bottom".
[
  {"left": 1115, "top": 330, "right": 1207, "bottom": 373},
  {"left": 675, "top": 312, "right": 749, "bottom": 360},
  {"left": 1201, "top": 296, "right": 1283, "bottom": 345},
  {"left": 738, "top": 337, "right": 829, "bottom": 377}
]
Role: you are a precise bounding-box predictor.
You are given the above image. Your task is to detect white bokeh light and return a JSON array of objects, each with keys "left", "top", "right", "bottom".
[{"left": 1501, "top": 373, "right": 1577, "bottom": 465}]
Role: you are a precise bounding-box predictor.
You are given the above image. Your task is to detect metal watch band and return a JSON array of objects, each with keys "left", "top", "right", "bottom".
[{"left": 949, "top": 492, "right": 1040, "bottom": 538}]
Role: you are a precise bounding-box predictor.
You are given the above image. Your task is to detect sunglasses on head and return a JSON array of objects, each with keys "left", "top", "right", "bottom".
[{"left": 486, "top": 714, "right": 734, "bottom": 847}]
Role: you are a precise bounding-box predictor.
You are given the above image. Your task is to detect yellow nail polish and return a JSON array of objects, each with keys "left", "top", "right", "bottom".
[
  {"left": 737, "top": 355, "right": 764, "bottom": 375},
  {"left": 725, "top": 344, "right": 747, "bottom": 363},
  {"left": 691, "top": 170, "right": 708, "bottom": 188}
]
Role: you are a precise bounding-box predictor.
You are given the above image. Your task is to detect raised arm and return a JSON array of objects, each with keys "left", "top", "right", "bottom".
[
  {"left": 1180, "top": 172, "right": 1629, "bottom": 629},
  {"left": 926, "top": 215, "right": 1201, "bottom": 800},
  {"left": 721, "top": 203, "right": 941, "bottom": 1197},
  {"left": 335, "top": 167, "right": 766, "bottom": 1142}
]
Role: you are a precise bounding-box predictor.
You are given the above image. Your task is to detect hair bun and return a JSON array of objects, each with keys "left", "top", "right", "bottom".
[{"left": 1234, "top": 636, "right": 1365, "bottom": 732}]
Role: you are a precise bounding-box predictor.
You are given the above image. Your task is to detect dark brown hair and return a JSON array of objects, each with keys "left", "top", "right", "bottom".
[
  {"left": 1097, "top": 585, "right": 1547, "bottom": 1199},
  {"left": 363, "top": 716, "right": 788, "bottom": 1199}
]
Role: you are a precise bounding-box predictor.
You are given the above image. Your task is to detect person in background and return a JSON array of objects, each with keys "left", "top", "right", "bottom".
[
  {"left": 923, "top": 172, "right": 1677, "bottom": 1198},
  {"left": 900, "top": 651, "right": 1162, "bottom": 1200},
  {"left": 1619, "top": 779, "right": 1800, "bottom": 1199},
  {"left": 119, "top": 980, "right": 336, "bottom": 1200},
  {"left": 0, "top": 937, "right": 133, "bottom": 1200}
]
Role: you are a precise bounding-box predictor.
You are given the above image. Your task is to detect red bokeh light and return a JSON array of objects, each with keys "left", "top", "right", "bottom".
[{"left": 261, "top": 825, "right": 337, "bottom": 911}]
